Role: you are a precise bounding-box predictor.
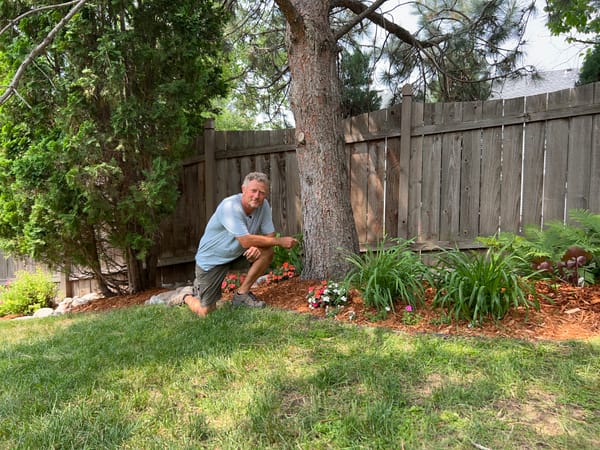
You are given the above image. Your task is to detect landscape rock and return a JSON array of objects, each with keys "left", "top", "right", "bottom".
[
  {"left": 33, "top": 308, "right": 55, "bottom": 318},
  {"left": 71, "top": 292, "right": 104, "bottom": 307}
]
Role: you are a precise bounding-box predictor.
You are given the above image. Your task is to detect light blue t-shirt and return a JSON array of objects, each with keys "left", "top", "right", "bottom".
[{"left": 195, "top": 193, "right": 275, "bottom": 271}]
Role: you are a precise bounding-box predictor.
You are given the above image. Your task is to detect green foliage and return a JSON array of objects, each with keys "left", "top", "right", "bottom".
[
  {"left": 271, "top": 233, "right": 303, "bottom": 274},
  {"left": 401, "top": 305, "right": 423, "bottom": 325},
  {"left": 216, "top": 2, "right": 292, "bottom": 128},
  {"left": 480, "top": 209, "right": 600, "bottom": 285},
  {"left": 545, "top": 0, "right": 600, "bottom": 39},
  {"left": 2, "top": 306, "right": 599, "bottom": 448},
  {"left": 339, "top": 48, "right": 382, "bottom": 118},
  {"left": 344, "top": 237, "right": 430, "bottom": 312},
  {"left": 0, "top": 269, "right": 57, "bottom": 316},
  {"left": 431, "top": 246, "right": 540, "bottom": 325},
  {"left": 0, "top": 1, "right": 230, "bottom": 292},
  {"left": 381, "top": 0, "right": 535, "bottom": 103},
  {"left": 578, "top": 44, "right": 600, "bottom": 85}
]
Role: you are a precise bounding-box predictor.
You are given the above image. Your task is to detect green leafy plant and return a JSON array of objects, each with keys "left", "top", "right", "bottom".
[
  {"left": 480, "top": 209, "right": 600, "bottom": 285},
  {"left": 364, "top": 309, "right": 390, "bottom": 322},
  {"left": 0, "top": 269, "right": 57, "bottom": 316},
  {"left": 431, "top": 246, "right": 540, "bottom": 325},
  {"left": 401, "top": 305, "right": 423, "bottom": 326},
  {"left": 271, "top": 233, "right": 304, "bottom": 274},
  {"left": 306, "top": 280, "right": 349, "bottom": 309},
  {"left": 344, "top": 237, "right": 431, "bottom": 312}
]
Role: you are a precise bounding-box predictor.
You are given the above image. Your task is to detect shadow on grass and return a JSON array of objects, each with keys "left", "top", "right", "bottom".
[{"left": 1, "top": 304, "right": 599, "bottom": 448}]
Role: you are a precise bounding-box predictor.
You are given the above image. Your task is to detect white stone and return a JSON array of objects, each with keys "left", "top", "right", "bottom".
[{"left": 33, "top": 308, "right": 55, "bottom": 318}]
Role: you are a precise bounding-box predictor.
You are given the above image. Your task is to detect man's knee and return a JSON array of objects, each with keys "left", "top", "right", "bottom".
[
  {"left": 255, "top": 246, "right": 273, "bottom": 262},
  {"left": 261, "top": 246, "right": 274, "bottom": 264}
]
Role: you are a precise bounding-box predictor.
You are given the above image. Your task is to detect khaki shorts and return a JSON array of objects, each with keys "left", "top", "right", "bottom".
[{"left": 193, "top": 256, "right": 250, "bottom": 307}]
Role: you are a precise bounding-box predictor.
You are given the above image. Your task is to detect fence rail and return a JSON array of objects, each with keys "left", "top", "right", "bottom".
[{"left": 2, "top": 81, "right": 600, "bottom": 292}]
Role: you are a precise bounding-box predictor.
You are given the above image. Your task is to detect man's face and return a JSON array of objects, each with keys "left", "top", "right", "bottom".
[{"left": 241, "top": 180, "right": 269, "bottom": 212}]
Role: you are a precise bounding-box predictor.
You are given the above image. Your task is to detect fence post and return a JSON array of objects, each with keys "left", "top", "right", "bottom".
[
  {"left": 397, "top": 84, "right": 413, "bottom": 238},
  {"left": 204, "top": 119, "right": 216, "bottom": 218}
]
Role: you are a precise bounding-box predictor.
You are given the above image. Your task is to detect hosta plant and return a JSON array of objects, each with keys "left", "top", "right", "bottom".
[
  {"left": 344, "top": 237, "right": 430, "bottom": 313},
  {"left": 432, "top": 246, "right": 540, "bottom": 325}
]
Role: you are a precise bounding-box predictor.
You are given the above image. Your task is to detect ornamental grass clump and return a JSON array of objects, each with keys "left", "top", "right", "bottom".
[
  {"left": 344, "top": 237, "right": 430, "bottom": 313},
  {"left": 431, "top": 246, "right": 540, "bottom": 325}
]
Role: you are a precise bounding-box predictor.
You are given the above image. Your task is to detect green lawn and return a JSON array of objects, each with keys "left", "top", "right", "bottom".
[{"left": 1, "top": 304, "right": 599, "bottom": 449}]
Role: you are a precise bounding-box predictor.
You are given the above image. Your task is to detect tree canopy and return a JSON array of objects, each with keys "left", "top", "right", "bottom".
[
  {"left": 545, "top": 0, "right": 600, "bottom": 44},
  {"left": 0, "top": 0, "right": 230, "bottom": 293}
]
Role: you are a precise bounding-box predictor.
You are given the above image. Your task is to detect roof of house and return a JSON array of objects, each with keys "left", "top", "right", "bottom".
[{"left": 490, "top": 68, "right": 579, "bottom": 99}]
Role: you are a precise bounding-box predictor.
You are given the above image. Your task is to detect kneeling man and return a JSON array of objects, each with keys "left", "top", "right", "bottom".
[{"left": 184, "top": 172, "right": 298, "bottom": 316}]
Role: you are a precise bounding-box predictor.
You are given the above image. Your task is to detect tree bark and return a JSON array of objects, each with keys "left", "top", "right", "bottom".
[
  {"left": 126, "top": 247, "right": 158, "bottom": 293},
  {"left": 275, "top": 0, "right": 359, "bottom": 280}
]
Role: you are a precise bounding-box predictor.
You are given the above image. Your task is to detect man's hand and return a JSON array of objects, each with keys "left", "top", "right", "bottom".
[
  {"left": 243, "top": 246, "right": 261, "bottom": 262},
  {"left": 278, "top": 236, "right": 299, "bottom": 249}
]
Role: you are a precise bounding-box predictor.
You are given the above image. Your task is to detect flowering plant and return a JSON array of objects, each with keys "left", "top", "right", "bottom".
[
  {"left": 221, "top": 273, "right": 246, "bottom": 294},
  {"left": 265, "top": 262, "right": 297, "bottom": 284},
  {"left": 401, "top": 304, "right": 422, "bottom": 326},
  {"left": 307, "top": 280, "right": 349, "bottom": 309}
]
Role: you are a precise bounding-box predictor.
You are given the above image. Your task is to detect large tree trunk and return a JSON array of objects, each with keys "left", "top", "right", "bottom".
[{"left": 276, "top": 0, "right": 360, "bottom": 280}]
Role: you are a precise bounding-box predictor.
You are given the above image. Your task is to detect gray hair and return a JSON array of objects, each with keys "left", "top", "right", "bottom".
[{"left": 243, "top": 172, "right": 269, "bottom": 187}]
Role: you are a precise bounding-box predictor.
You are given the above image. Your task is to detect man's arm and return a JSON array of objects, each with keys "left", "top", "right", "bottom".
[{"left": 237, "top": 233, "right": 298, "bottom": 250}]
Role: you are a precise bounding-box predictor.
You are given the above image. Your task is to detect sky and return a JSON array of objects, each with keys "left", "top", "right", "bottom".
[
  {"left": 389, "top": 0, "right": 592, "bottom": 73},
  {"left": 522, "top": 8, "right": 590, "bottom": 71}
]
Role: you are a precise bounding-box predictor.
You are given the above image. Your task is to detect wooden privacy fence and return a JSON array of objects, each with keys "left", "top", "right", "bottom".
[
  {"left": 347, "top": 82, "right": 600, "bottom": 247},
  {"left": 2, "top": 81, "right": 600, "bottom": 290},
  {"left": 158, "top": 81, "right": 600, "bottom": 281}
]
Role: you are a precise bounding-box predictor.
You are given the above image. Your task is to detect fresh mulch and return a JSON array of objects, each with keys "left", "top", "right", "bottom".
[{"left": 64, "top": 277, "right": 600, "bottom": 342}]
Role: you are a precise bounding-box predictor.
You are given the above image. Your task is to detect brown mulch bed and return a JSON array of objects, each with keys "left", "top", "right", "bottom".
[{"left": 62, "top": 278, "right": 600, "bottom": 342}]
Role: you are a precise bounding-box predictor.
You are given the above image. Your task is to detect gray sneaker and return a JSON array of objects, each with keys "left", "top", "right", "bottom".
[{"left": 232, "top": 291, "right": 266, "bottom": 308}]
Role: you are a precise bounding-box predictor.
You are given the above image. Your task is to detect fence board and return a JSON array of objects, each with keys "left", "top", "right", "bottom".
[
  {"left": 421, "top": 102, "right": 443, "bottom": 240},
  {"left": 371, "top": 106, "right": 401, "bottom": 239},
  {"left": 350, "top": 141, "right": 369, "bottom": 243},
  {"left": 408, "top": 101, "right": 424, "bottom": 240},
  {"left": 501, "top": 96, "right": 525, "bottom": 233},
  {"left": 459, "top": 101, "right": 482, "bottom": 239},
  {"left": 591, "top": 84, "right": 600, "bottom": 213},
  {"left": 566, "top": 84, "right": 594, "bottom": 214},
  {"left": 439, "top": 102, "right": 462, "bottom": 241},
  {"left": 521, "top": 93, "right": 546, "bottom": 228},
  {"left": 367, "top": 140, "right": 386, "bottom": 244},
  {"left": 479, "top": 99, "right": 503, "bottom": 235},
  {"left": 385, "top": 134, "right": 401, "bottom": 238},
  {"left": 544, "top": 89, "right": 572, "bottom": 223}
]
